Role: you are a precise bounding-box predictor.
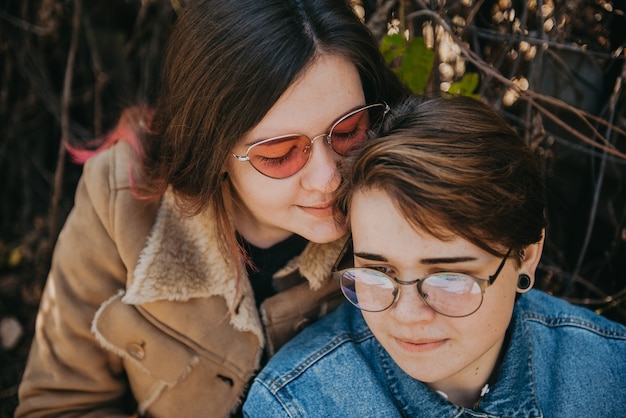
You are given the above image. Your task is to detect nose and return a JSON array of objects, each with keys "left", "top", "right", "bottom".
[
  {"left": 390, "top": 282, "right": 437, "bottom": 323},
  {"left": 300, "top": 134, "right": 340, "bottom": 193}
]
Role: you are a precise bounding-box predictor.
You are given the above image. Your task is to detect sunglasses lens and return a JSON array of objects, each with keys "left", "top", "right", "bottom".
[
  {"left": 329, "top": 108, "right": 372, "bottom": 155},
  {"left": 330, "top": 104, "right": 388, "bottom": 155},
  {"left": 240, "top": 104, "right": 387, "bottom": 179},
  {"left": 247, "top": 135, "right": 311, "bottom": 178}
]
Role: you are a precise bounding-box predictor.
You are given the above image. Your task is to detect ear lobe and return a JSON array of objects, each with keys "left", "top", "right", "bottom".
[
  {"left": 516, "top": 273, "right": 534, "bottom": 293},
  {"left": 516, "top": 230, "right": 544, "bottom": 293}
]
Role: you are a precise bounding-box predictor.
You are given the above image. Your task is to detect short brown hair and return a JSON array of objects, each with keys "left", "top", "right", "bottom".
[{"left": 335, "top": 95, "right": 546, "bottom": 258}]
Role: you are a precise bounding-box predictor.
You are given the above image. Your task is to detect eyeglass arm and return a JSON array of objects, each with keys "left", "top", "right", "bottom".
[{"left": 488, "top": 247, "right": 512, "bottom": 284}]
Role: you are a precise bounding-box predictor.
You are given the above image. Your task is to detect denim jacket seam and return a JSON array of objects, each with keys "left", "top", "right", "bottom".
[
  {"left": 462, "top": 410, "right": 497, "bottom": 417},
  {"left": 523, "top": 316, "right": 544, "bottom": 418},
  {"left": 377, "top": 343, "right": 420, "bottom": 418},
  {"left": 262, "top": 328, "right": 374, "bottom": 393},
  {"left": 524, "top": 312, "right": 626, "bottom": 339}
]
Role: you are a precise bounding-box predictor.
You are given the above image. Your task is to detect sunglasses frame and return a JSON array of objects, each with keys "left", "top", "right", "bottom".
[{"left": 232, "top": 102, "right": 389, "bottom": 179}]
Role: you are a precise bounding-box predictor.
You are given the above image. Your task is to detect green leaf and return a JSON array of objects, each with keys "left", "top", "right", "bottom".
[
  {"left": 398, "top": 37, "right": 434, "bottom": 94},
  {"left": 447, "top": 72, "right": 480, "bottom": 98},
  {"left": 380, "top": 34, "right": 407, "bottom": 65}
]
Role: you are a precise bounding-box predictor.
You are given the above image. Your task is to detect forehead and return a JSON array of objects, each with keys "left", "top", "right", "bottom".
[
  {"left": 240, "top": 55, "right": 365, "bottom": 146},
  {"left": 349, "top": 189, "right": 474, "bottom": 257}
]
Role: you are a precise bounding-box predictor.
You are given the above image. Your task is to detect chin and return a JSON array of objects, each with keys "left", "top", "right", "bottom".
[{"left": 298, "top": 223, "right": 345, "bottom": 244}]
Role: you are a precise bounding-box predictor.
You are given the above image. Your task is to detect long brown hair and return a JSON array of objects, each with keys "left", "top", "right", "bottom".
[
  {"left": 335, "top": 95, "right": 546, "bottom": 259},
  {"left": 141, "top": 0, "right": 407, "bottom": 260}
]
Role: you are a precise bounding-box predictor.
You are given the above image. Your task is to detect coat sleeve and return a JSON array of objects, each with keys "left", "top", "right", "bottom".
[{"left": 16, "top": 143, "right": 153, "bottom": 417}]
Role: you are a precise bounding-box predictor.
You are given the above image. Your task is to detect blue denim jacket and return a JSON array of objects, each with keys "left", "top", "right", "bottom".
[{"left": 243, "top": 290, "right": 626, "bottom": 417}]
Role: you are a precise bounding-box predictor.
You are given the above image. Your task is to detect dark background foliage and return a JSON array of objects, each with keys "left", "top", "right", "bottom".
[{"left": 0, "top": 0, "right": 625, "bottom": 415}]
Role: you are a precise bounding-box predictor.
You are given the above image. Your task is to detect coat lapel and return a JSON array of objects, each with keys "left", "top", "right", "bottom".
[{"left": 123, "top": 188, "right": 346, "bottom": 348}]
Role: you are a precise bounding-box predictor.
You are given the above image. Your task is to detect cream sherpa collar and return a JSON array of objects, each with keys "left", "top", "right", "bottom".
[{"left": 122, "top": 189, "right": 345, "bottom": 343}]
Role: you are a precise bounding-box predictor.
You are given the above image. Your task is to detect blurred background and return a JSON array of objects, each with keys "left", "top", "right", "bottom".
[{"left": 1, "top": 0, "right": 625, "bottom": 415}]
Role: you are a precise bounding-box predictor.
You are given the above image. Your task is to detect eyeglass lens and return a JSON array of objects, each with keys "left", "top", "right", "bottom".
[
  {"left": 339, "top": 269, "right": 484, "bottom": 317},
  {"left": 245, "top": 104, "right": 385, "bottom": 179}
]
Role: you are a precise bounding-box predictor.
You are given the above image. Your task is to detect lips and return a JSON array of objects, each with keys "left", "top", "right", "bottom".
[
  {"left": 395, "top": 337, "right": 447, "bottom": 353},
  {"left": 298, "top": 202, "right": 333, "bottom": 218}
]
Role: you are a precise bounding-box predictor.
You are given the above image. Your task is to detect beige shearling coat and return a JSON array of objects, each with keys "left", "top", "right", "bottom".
[{"left": 16, "top": 141, "right": 344, "bottom": 417}]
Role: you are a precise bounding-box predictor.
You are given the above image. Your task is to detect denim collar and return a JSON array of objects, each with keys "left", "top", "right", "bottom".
[{"left": 378, "top": 302, "right": 544, "bottom": 417}]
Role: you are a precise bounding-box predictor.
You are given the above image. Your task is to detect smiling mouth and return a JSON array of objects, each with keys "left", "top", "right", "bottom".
[
  {"left": 396, "top": 338, "right": 447, "bottom": 353},
  {"left": 299, "top": 204, "right": 333, "bottom": 218}
]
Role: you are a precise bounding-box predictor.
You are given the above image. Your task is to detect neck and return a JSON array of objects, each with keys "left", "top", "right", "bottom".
[
  {"left": 227, "top": 192, "right": 292, "bottom": 249},
  {"left": 429, "top": 332, "right": 508, "bottom": 408},
  {"left": 435, "top": 383, "right": 490, "bottom": 409},
  {"left": 235, "top": 219, "right": 293, "bottom": 249}
]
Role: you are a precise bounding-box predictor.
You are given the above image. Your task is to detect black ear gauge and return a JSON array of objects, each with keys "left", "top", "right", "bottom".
[{"left": 517, "top": 274, "right": 532, "bottom": 292}]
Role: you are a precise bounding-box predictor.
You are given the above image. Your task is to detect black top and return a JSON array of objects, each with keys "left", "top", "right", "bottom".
[{"left": 238, "top": 233, "right": 308, "bottom": 307}]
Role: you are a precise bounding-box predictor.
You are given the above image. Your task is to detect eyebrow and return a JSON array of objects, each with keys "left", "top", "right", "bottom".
[{"left": 354, "top": 252, "right": 478, "bottom": 265}]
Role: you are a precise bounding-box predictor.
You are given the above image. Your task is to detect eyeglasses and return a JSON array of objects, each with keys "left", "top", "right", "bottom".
[
  {"left": 232, "top": 103, "right": 389, "bottom": 179},
  {"left": 332, "top": 239, "right": 512, "bottom": 318}
]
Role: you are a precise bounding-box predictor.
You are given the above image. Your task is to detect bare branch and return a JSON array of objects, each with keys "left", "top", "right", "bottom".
[
  {"left": 406, "top": 8, "right": 626, "bottom": 160},
  {"left": 49, "top": 0, "right": 81, "bottom": 246}
]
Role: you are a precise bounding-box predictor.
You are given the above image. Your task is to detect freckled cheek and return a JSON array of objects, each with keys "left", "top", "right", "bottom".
[
  {"left": 480, "top": 319, "right": 504, "bottom": 336},
  {"left": 479, "top": 306, "right": 514, "bottom": 336},
  {"left": 362, "top": 314, "right": 389, "bottom": 340},
  {"left": 480, "top": 284, "right": 517, "bottom": 323}
]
